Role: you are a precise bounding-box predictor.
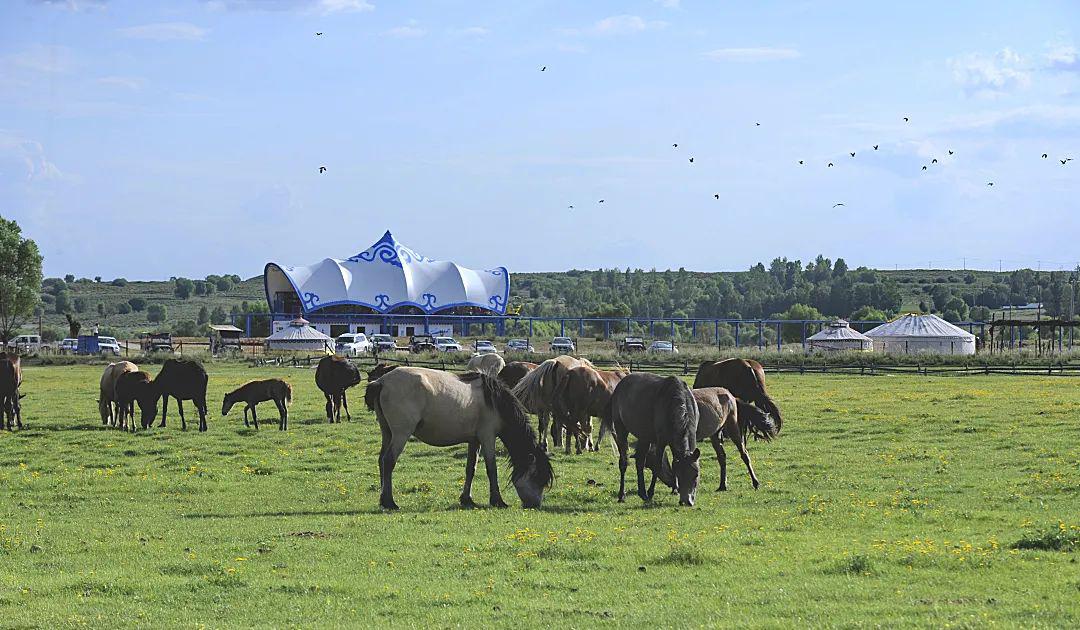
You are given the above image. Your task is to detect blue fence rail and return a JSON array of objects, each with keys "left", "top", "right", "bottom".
[{"left": 225, "top": 313, "right": 1017, "bottom": 351}]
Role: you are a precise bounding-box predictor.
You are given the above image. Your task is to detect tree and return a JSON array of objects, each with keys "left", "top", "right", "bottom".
[
  {"left": 54, "top": 290, "right": 72, "bottom": 314},
  {"left": 96, "top": 302, "right": 105, "bottom": 316},
  {"left": 64, "top": 313, "right": 81, "bottom": 338},
  {"left": 128, "top": 297, "right": 146, "bottom": 312},
  {"left": 147, "top": 304, "right": 167, "bottom": 323},
  {"left": 94, "top": 276, "right": 101, "bottom": 283},
  {"left": 64, "top": 274, "right": 74, "bottom": 283},
  {"left": 197, "top": 305, "right": 209, "bottom": 325},
  {"left": 215, "top": 276, "right": 233, "bottom": 292},
  {"left": 0, "top": 217, "right": 44, "bottom": 343},
  {"left": 174, "top": 320, "right": 199, "bottom": 337},
  {"left": 73, "top": 296, "right": 88, "bottom": 313},
  {"left": 850, "top": 306, "right": 887, "bottom": 322},
  {"left": 174, "top": 277, "right": 195, "bottom": 299},
  {"left": 40, "top": 328, "right": 61, "bottom": 343},
  {"left": 111, "top": 278, "right": 128, "bottom": 287},
  {"left": 210, "top": 305, "right": 228, "bottom": 325},
  {"left": 117, "top": 302, "right": 131, "bottom": 314}
]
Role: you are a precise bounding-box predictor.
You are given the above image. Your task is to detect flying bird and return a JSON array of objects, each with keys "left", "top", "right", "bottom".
[
  {"left": 541, "top": 66, "right": 546, "bottom": 71},
  {"left": 987, "top": 182, "right": 994, "bottom": 186},
  {"left": 873, "top": 145, "right": 879, "bottom": 150},
  {"left": 315, "top": 32, "right": 323, "bottom": 36},
  {"left": 755, "top": 122, "right": 761, "bottom": 126},
  {"left": 672, "top": 143, "right": 678, "bottom": 148},
  {"left": 948, "top": 150, "right": 954, "bottom": 155},
  {"left": 1042, "top": 153, "right": 1048, "bottom": 158},
  {"left": 568, "top": 205, "right": 574, "bottom": 210},
  {"left": 1062, "top": 159, "right": 1072, "bottom": 165},
  {"left": 798, "top": 160, "right": 804, "bottom": 165},
  {"left": 931, "top": 158, "right": 938, "bottom": 164},
  {"left": 832, "top": 203, "right": 845, "bottom": 208},
  {"left": 850, "top": 152, "right": 856, "bottom": 157},
  {"left": 827, "top": 162, "right": 834, "bottom": 167},
  {"left": 713, "top": 194, "right": 720, "bottom": 200},
  {"left": 689, "top": 157, "right": 694, "bottom": 163},
  {"left": 319, "top": 166, "right": 326, "bottom": 173},
  {"left": 903, "top": 116, "right": 910, "bottom": 122},
  {"left": 598, "top": 199, "right": 605, "bottom": 203},
  {"left": 921, "top": 165, "right": 927, "bottom": 171}
]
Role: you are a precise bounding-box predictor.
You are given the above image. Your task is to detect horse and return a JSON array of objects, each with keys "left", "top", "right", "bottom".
[
  {"left": 466, "top": 352, "right": 506, "bottom": 378},
  {"left": 692, "top": 359, "right": 782, "bottom": 430},
  {"left": 367, "top": 363, "right": 398, "bottom": 382},
  {"left": 497, "top": 361, "right": 537, "bottom": 389},
  {"left": 602, "top": 373, "right": 700, "bottom": 506},
  {"left": 557, "top": 365, "right": 626, "bottom": 454},
  {"left": 315, "top": 355, "right": 362, "bottom": 423},
  {"left": 99, "top": 361, "right": 137, "bottom": 426},
  {"left": 0, "top": 353, "right": 23, "bottom": 430},
  {"left": 365, "top": 367, "right": 553, "bottom": 510},
  {"left": 222, "top": 379, "right": 292, "bottom": 430},
  {"left": 152, "top": 359, "right": 209, "bottom": 431},
  {"left": 511, "top": 355, "right": 593, "bottom": 451},
  {"left": 114, "top": 370, "right": 156, "bottom": 432}
]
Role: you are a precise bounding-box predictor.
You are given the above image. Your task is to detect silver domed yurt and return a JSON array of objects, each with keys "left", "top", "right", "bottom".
[
  {"left": 806, "top": 319, "right": 873, "bottom": 352},
  {"left": 864, "top": 314, "right": 976, "bottom": 355},
  {"left": 264, "top": 317, "right": 334, "bottom": 353}
]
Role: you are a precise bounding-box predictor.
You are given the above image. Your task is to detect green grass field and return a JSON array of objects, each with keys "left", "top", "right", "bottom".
[{"left": 1, "top": 365, "right": 1078, "bottom": 628}]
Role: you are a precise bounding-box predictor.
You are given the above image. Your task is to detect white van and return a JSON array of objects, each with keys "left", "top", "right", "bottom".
[{"left": 6, "top": 334, "right": 41, "bottom": 354}]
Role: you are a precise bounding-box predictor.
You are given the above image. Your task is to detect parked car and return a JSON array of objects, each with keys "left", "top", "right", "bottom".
[
  {"left": 335, "top": 332, "right": 372, "bottom": 356},
  {"left": 409, "top": 334, "right": 437, "bottom": 353},
  {"left": 59, "top": 338, "right": 78, "bottom": 354},
  {"left": 97, "top": 336, "right": 122, "bottom": 356},
  {"left": 371, "top": 334, "right": 397, "bottom": 353},
  {"left": 617, "top": 336, "right": 647, "bottom": 353},
  {"left": 505, "top": 338, "right": 535, "bottom": 353},
  {"left": 648, "top": 340, "right": 679, "bottom": 354},
  {"left": 550, "top": 336, "right": 576, "bottom": 353},
  {"left": 434, "top": 336, "right": 463, "bottom": 353},
  {"left": 474, "top": 340, "right": 499, "bottom": 355},
  {"left": 6, "top": 334, "right": 42, "bottom": 354}
]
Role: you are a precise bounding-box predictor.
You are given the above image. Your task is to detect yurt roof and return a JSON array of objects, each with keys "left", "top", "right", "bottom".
[
  {"left": 265, "top": 320, "right": 332, "bottom": 342},
  {"left": 864, "top": 313, "right": 975, "bottom": 340},
  {"left": 807, "top": 319, "right": 872, "bottom": 341}
]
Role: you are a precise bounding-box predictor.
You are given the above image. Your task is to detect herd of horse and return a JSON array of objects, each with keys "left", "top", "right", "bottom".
[{"left": 0, "top": 350, "right": 782, "bottom": 510}]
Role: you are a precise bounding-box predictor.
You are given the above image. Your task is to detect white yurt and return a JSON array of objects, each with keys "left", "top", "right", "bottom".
[
  {"left": 864, "top": 314, "right": 976, "bottom": 355},
  {"left": 264, "top": 317, "right": 334, "bottom": 353},
  {"left": 806, "top": 319, "right": 873, "bottom": 352}
]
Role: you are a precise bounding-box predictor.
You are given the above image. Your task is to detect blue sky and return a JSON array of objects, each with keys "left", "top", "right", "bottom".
[{"left": 2, "top": 0, "right": 1078, "bottom": 279}]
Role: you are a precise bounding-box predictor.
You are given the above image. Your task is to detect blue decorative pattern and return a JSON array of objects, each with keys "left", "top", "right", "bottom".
[
  {"left": 374, "top": 294, "right": 391, "bottom": 311},
  {"left": 347, "top": 231, "right": 436, "bottom": 269},
  {"left": 484, "top": 268, "right": 505, "bottom": 277},
  {"left": 302, "top": 292, "right": 321, "bottom": 310},
  {"left": 488, "top": 294, "right": 506, "bottom": 311},
  {"left": 420, "top": 293, "right": 438, "bottom": 311}
]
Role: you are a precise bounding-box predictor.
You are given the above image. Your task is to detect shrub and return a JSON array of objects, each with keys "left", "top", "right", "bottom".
[
  {"left": 963, "top": 273, "right": 976, "bottom": 284},
  {"left": 147, "top": 304, "right": 167, "bottom": 323},
  {"left": 64, "top": 274, "right": 74, "bottom": 283},
  {"left": 174, "top": 320, "right": 200, "bottom": 337},
  {"left": 117, "top": 302, "right": 131, "bottom": 315},
  {"left": 174, "top": 278, "right": 195, "bottom": 300},
  {"left": 128, "top": 298, "right": 146, "bottom": 312},
  {"left": 73, "top": 296, "right": 87, "bottom": 313},
  {"left": 54, "top": 291, "right": 71, "bottom": 314},
  {"left": 40, "top": 328, "right": 61, "bottom": 343},
  {"left": 111, "top": 278, "right": 128, "bottom": 287}
]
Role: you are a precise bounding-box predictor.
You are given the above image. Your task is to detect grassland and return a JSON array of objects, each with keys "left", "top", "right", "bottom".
[{"left": 1, "top": 365, "right": 1078, "bottom": 628}]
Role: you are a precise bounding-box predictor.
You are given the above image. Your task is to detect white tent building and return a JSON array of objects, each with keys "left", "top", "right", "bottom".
[
  {"left": 806, "top": 319, "right": 873, "bottom": 352},
  {"left": 264, "top": 317, "right": 334, "bottom": 353},
  {"left": 864, "top": 314, "right": 976, "bottom": 355}
]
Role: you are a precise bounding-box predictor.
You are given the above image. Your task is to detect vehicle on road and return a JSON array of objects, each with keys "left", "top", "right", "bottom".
[
  {"left": 335, "top": 332, "right": 372, "bottom": 356},
  {"left": 550, "top": 336, "right": 575, "bottom": 353},
  {"left": 505, "top": 338, "right": 535, "bottom": 353},
  {"left": 434, "top": 336, "right": 463, "bottom": 353},
  {"left": 59, "top": 338, "right": 78, "bottom": 354},
  {"left": 371, "top": 334, "right": 397, "bottom": 353},
  {"left": 409, "top": 334, "right": 437, "bottom": 353},
  {"left": 97, "top": 336, "right": 122, "bottom": 356},
  {"left": 6, "top": 334, "right": 42, "bottom": 354},
  {"left": 648, "top": 340, "right": 679, "bottom": 354},
  {"left": 617, "top": 336, "right": 647, "bottom": 353},
  {"left": 474, "top": 340, "right": 499, "bottom": 354}
]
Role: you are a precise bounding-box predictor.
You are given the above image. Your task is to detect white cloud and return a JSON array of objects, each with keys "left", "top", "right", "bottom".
[
  {"left": 1046, "top": 44, "right": 1078, "bottom": 72},
  {"left": 561, "top": 15, "right": 667, "bottom": 37},
  {"left": 31, "top": 0, "right": 106, "bottom": 11},
  {"left": 97, "top": 76, "right": 143, "bottom": 90},
  {"left": 703, "top": 47, "right": 800, "bottom": 62},
  {"left": 0, "top": 131, "right": 63, "bottom": 182},
  {"left": 315, "top": 0, "right": 373, "bottom": 14},
  {"left": 950, "top": 48, "right": 1031, "bottom": 97},
  {"left": 3, "top": 45, "right": 73, "bottom": 74},
  {"left": 386, "top": 21, "right": 425, "bottom": 38},
  {"left": 203, "top": 0, "right": 373, "bottom": 12},
  {"left": 454, "top": 26, "right": 489, "bottom": 37},
  {"left": 118, "top": 22, "right": 208, "bottom": 41},
  {"left": 654, "top": 0, "right": 680, "bottom": 7}
]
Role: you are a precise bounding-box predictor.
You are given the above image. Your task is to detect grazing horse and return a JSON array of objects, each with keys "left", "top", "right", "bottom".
[
  {"left": 557, "top": 365, "right": 626, "bottom": 454},
  {"left": 659, "top": 388, "right": 777, "bottom": 491},
  {"left": 466, "top": 352, "right": 506, "bottom": 378},
  {"left": 497, "top": 361, "right": 537, "bottom": 389},
  {"left": 365, "top": 367, "right": 553, "bottom": 510},
  {"left": 367, "top": 363, "right": 398, "bottom": 382},
  {"left": 222, "top": 379, "right": 292, "bottom": 430},
  {"left": 99, "top": 361, "right": 137, "bottom": 426},
  {"left": 114, "top": 370, "right": 156, "bottom": 432},
  {"left": 153, "top": 359, "right": 209, "bottom": 431},
  {"left": 315, "top": 355, "right": 362, "bottom": 423},
  {"left": 0, "top": 353, "right": 23, "bottom": 430},
  {"left": 692, "top": 359, "right": 783, "bottom": 430},
  {"left": 602, "top": 373, "right": 700, "bottom": 506},
  {"left": 511, "top": 355, "right": 593, "bottom": 451}
]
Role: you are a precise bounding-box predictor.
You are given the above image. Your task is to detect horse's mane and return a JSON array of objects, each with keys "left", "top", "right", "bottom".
[
  {"left": 658, "top": 376, "right": 697, "bottom": 454},
  {"left": 510, "top": 358, "right": 557, "bottom": 412},
  {"left": 736, "top": 399, "right": 779, "bottom": 442},
  {"left": 460, "top": 372, "right": 554, "bottom": 488}
]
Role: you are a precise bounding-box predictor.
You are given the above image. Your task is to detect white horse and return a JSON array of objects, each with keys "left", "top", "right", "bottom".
[
  {"left": 466, "top": 352, "right": 506, "bottom": 378},
  {"left": 365, "top": 367, "right": 553, "bottom": 510}
]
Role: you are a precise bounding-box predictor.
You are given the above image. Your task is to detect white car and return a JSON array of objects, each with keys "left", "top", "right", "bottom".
[
  {"left": 648, "top": 340, "right": 679, "bottom": 354},
  {"left": 6, "top": 334, "right": 42, "bottom": 354},
  {"left": 474, "top": 340, "right": 500, "bottom": 355},
  {"left": 59, "top": 338, "right": 78, "bottom": 354},
  {"left": 97, "top": 336, "right": 122, "bottom": 356},
  {"left": 550, "top": 337, "right": 575, "bottom": 353},
  {"left": 505, "top": 338, "right": 535, "bottom": 353},
  {"left": 335, "top": 332, "right": 372, "bottom": 356},
  {"left": 370, "top": 334, "right": 397, "bottom": 353},
  {"left": 433, "top": 336, "right": 463, "bottom": 352}
]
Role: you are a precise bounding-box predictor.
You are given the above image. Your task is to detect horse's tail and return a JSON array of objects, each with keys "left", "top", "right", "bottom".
[
  {"left": 511, "top": 358, "right": 557, "bottom": 413},
  {"left": 364, "top": 380, "right": 383, "bottom": 416},
  {"left": 736, "top": 400, "right": 779, "bottom": 442},
  {"left": 284, "top": 381, "right": 293, "bottom": 403},
  {"left": 748, "top": 361, "right": 782, "bottom": 432}
]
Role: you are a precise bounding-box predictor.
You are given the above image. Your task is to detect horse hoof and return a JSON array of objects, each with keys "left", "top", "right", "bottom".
[
  {"left": 717, "top": 485, "right": 727, "bottom": 492},
  {"left": 380, "top": 500, "right": 399, "bottom": 511},
  {"left": 459, "top": 497, "right": 476, "bottom": 509},
  {"left": 490, "top": 499, "right": 509, "bottom": 509}
]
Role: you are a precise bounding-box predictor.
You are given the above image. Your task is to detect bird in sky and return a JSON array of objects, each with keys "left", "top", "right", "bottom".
[
  {"left": 1062, "top": 159, "right": 1072, "bottom": 165},
  {"left": 873, "top": 145, "right": 879, "bottom": 150},
  {"left": 827, "top": 162, "right": 834, "bottom": 167},
  {"left": 921, "top": 165, "right": 927, "bottom": 171},
  {"left": 833, "top": 203, "right": 845, "bottom": 208},
  {"left": 319, "top": 166, "right": 326, "bottom": 173},
  {"left": 567, "top": 205, "right": 574, "bottom": 210},
  {"left": 850, "top": 152, "right": 856, "bottom": 157},
  {"left": 903, "top": 116, "right": 910, "bottom": 122},
  {"left": 987, "top": 182, "right": 994, "bottom": 186},
  {"left": 1042, "top": 153, "right": 1049, "bottom": 158},
  {"left": 689, "top": 157, "right": 694, "bottom": 163},
  {"left": 931, "top": 158, "right": 938, "bottom": 164},
  {"left": 672, "top": 143, "right": 678, "bottom": 148},
  {"left": 714, "top": 194, "right": 720, "bottom": 200},
  {"left": 755, "top": 122, "right": 761, "bottom": 126},
  {"left": 798, "top": 160, "right": 804, "bottom": 165},
  {"left": 541, "top": 66, "right": 546, "bottom": 71},
  {"left": 948, "top": 150, "right": 954, "bottom": 155},
  {"left": 315, "top": 32, "right": 323, "bottom": 36},
  {"left": 598, "top": 199, "right": 605, "bottom": 203}
]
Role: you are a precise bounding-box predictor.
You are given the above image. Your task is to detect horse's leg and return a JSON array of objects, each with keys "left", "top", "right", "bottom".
[
  {"left": 481, "top": 434, "right": 508, "bottom": 508},
  {"left": 634, "top": 441, "right": 651, "bottom": 502},
  {"left": 159, "top": 395, "right": 169, "bottom": 428},
  {"left": 646, "top": 443, "right": 663, "bottom": 501},
  {"left": 459, "top": 440, "right": 479, "bottom": 508},
  {"left": 733, "top": 434, "right": 760, "bottom": 489},
  {"left": 250, "top": 404, "right": 259, "bottom": 430},
  {"left": 198, "top": 397, "right": 208, "bottom": 432},
  {"left": 342, "top": 390, "right": 351, "bottom": 421},
  {"left": 615, "top": 423, "right": 629, "bottom": 502},
  {"left": 711, "top": 434, "right": 728, "bottom": 491},
  {"left": 379, "top": 428, "right": 411, "bottom": 511},
  {"left": 538, "top": 411, "right": 550, "bottom": 452},
  {"left": 243, "top": 406, "right": 249, "bottom": 428},
  {"left": 324, "top": 393, "right": 334, "bottom": 423},
  {"left": 333, "top": 393, "right": 343, "bottom": 423},
  {"left": 275, "top": 398, "right": 287, "bottom": 430},
  {"left": 177, "top": 398, "right": 187, "bottom": 431}
]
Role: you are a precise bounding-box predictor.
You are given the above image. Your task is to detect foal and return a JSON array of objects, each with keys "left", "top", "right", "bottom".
[{"left": 222, "top": 379, "right": 292, "bottom": 430}]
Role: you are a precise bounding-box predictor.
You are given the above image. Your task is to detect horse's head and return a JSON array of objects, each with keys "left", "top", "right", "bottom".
[
  {"left": 671, "top": 448, "right": 701, "bottom": 507},
  {"left": 221, "top": 391, "right": 238, "bottom": 416},
  {"left": 511, "top": 446, "right": 554, "bottom": 509}
]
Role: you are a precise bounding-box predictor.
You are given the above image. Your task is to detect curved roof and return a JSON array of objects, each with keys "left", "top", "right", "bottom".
[
  {"left": 807, "top": 319, "right": 872, "bottom": 342},
  {"left": 265, "top": 318, "right": 332, "bottom": 342},
  {"left": 864, "top": 314, "right": 974, "bottom": 340},
  {"left": 264, "top": 231, "right": 509, "bottom": 315}
]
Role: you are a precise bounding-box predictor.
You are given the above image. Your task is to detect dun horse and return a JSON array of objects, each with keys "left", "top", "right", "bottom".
[
  {"left": 602, "top": 373, "right": 700, "bottom": 506},
  {"left": 366, "top": 367, "right": 553, "bottom": 510},
  {"left": 99, "top": 361, "right": 137, "bottom": 426},
  {"left": 222, "top": 379, "right": 292, "bottom": 430},
  {"left": 557, "top": 365, "right": 626, "bottom": 454},
  {"left": 466, "top": 353, "right": 506, "bottom": 378},
  {"left": 511, "top": 356, "right": 592, "bottom": 451},
  {"left": 692, "top": 359, "right": 782, "bottom": 430}
]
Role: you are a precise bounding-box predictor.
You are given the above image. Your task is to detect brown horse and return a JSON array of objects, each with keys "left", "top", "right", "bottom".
[
  {"left": 222, "top": 379, "right": 292, "bottom": 430},
  {"left": 686, "top": 387, "right": 777, "bottom": 490},
  {"left": 0, "top": 353, "right": 23, "bottom": 430},
  {"left": 367, "top": 363, "right": 399, "bottom": 382},
  {"left": 511, "top": 356, "right": 592, "bottom": 451},
  {"left": 114, "top": 370, "right": 156, "bottom": 432},
  {"left": 557, "top": 365, "right": 626, "bottom": 454},
  {"left": 692, "top": 359, "right": 782, "bottom": 430},
  {"left": 498, "top": 361, "right": 537, "bottom": 389},
  {"left": 315, "top": 355, "right": 362, "bottom": 423},
  {"left": 153, "top": 359, "right": 210, "bottom": 432}
]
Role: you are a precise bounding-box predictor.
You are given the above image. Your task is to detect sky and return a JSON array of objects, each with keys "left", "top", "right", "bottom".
[{"left": 1, "top": 0, "right": 1078, "bottom": 280}]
